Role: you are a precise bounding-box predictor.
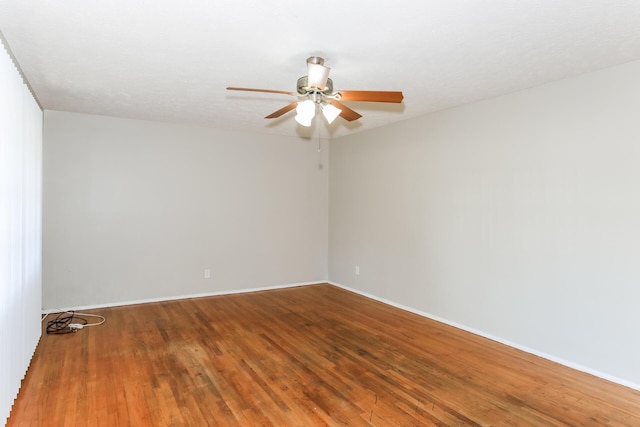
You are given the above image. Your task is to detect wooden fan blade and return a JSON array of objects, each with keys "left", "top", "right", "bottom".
[
  {"left": 331, "top": 101, "right": 362, "bottom": 122},
  {"left": 336, "top": 90, "right": 404, "bottom": 103},
  {"left": 265, "top": 102, "right": 299, "bottom": 119},
  {"left": 227, "top": 87, "right": 297, "bottom": 96}
]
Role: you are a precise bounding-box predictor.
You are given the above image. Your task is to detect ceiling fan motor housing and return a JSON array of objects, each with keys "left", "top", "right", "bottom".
[{"left": 297, "top": 76, "right": 333, "bottom": 97}]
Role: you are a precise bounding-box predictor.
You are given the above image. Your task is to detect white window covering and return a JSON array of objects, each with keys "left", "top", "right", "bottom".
[{"left": 0, "top": 39, "right": 42, "bottom": 424}]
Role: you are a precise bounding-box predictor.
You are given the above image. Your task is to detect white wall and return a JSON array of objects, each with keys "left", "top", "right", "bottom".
[
  {"left": 329, "top": 60, "right": 640, "bottom": 387},
  {"left": 43, "top": 111, "right": 328, "bottom": 309},
  {"left": 0, "top": 40, "right": 42, "bottom": 424}
]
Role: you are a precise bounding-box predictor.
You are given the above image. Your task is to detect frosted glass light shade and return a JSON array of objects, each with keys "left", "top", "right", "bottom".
[
  {"left": 307, "top": 63, "right": 331, "bottom": 90},
  {"left": 295, "top": 100, "right": 315, "bottom": 127},
  {"left": 295, "top": 113, "right": 313, "bottom": 127},
  {"left": 322, "top": 103, "right": 341, "bottom": 124},
  {"left": 296, "top": 100, "right": 315, "bottom": 117}
]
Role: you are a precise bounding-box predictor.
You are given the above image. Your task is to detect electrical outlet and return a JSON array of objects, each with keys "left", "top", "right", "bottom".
[
  {"left": 355, "top": 265, "right": 360, "bottom": 276},
  {"left": 204, "top": 269, "right": 211, "bottom": 279}
]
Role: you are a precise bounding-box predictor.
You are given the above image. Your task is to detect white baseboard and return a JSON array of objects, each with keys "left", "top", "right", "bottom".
[
  {"left": 327, "top": 281, "right": 640, "bottom": 392},
  {"left": 42, "top": 280, "right": 326, "bottom": 314}
]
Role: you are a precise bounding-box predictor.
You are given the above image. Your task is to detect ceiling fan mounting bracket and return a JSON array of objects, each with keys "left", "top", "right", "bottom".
[{"left": 306, "top": 56, "right": 325, "bottom": 66}]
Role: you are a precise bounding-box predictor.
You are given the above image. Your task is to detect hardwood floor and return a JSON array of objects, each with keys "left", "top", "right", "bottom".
[{"left": 8, "top": 284, "right": 640, "bottom": 426}]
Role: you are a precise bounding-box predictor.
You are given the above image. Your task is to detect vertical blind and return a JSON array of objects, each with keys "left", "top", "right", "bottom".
[{"left": 0, "top": 39, "right": 42, "bottom": 424}]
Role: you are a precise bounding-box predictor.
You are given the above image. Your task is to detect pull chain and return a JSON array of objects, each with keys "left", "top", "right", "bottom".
[{"left": 317, "top": 118, "right": 322, "bottom": 153}]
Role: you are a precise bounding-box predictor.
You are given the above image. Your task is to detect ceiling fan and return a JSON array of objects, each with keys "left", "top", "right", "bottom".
[{"left": 227, "top": 57, "right": 404, "bottom": 126}]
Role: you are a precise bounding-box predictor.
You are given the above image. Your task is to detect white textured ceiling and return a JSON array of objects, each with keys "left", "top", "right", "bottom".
[{"left": 2, "top": 1, "right": 640, "bottom": 139}]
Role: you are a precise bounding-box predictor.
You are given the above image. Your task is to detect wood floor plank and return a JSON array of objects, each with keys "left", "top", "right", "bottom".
[{"left": 8, "top": 284, "right": 640, "bottom": 426}]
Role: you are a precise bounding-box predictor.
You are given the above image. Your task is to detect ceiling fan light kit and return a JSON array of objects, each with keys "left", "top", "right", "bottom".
[
  {"left": 321, "top": 103, "right": 341, "bottom": 124},
  {"left": 227, "top": 56, "right": 403, "bottom": 127},
  {"left": 295, "top": 100, "right": 315, "bottom": 126}
]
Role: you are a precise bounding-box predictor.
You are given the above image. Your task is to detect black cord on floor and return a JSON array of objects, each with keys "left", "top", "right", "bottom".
[{"left": 46, "top": 311, "right": 88, "bottom": 334}]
